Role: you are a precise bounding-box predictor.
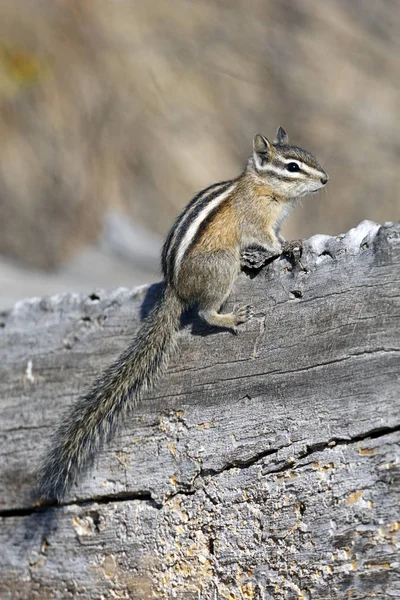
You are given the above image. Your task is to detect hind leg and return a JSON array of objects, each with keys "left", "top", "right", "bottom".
[
  {"left": 199, "top": 303, "right": 254, "bottom": 331},
  {"left": 178, "top": 250, "right": 254, "bottom": 331},
  {"left": 195, "top": 252, "right": 253, "bottom": 331}
]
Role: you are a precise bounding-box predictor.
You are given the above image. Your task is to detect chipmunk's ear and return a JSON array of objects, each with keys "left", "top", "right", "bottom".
[
  {"left": 275, "top": 126, "right": 289, "bottom": 145},
  {"left": 253, "top": 134, "right": 272, "bottom": 168},
  {"left": 253, "top": 134, "right": 272, "bottom": 155}
]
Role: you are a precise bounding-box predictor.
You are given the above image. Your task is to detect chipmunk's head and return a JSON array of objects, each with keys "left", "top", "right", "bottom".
[{"left": 249, "top": 127, "right": 328, "bottom": 198}]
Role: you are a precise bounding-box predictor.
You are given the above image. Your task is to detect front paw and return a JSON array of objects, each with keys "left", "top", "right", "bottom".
[{"left": 241, "top": 244, "right": 281, "bottom": 269}]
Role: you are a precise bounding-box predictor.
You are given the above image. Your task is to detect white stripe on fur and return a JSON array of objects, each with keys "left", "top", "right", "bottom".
[
  {"left": 166, "top": 181, "right": 228, "bottom": 265},
  {"left": 174, "top": 183, "right": 236, "bottom": 279}
]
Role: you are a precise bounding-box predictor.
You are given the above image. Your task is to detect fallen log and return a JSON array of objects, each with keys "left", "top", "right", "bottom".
[{"left": 0, "top": 221, "right": 399, "bottom": 599}]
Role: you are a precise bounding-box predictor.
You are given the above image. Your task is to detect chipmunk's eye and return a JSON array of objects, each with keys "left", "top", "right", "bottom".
[{"left": 287, "top": 162, "right": 300, "bottom": 172}]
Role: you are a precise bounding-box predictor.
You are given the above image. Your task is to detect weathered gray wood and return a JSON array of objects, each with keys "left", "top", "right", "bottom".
[{"left": 0, "top": 220, "right": 399, "bottom": 599}]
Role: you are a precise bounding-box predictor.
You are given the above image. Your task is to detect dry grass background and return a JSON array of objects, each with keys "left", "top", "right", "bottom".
[{"left": 0, "top": 0, "right": 398, "bottom": 282}]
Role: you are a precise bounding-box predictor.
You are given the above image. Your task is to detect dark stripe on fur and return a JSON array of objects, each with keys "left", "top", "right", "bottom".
[
  {"left": 161, "top": 181, "right": 228, "bottom": 278},
  {"left": 162, "top": 180, "right": 233, "bottom": 282},
  {"left": 185, "top": 196, "right": 232, "bottom": 257}
]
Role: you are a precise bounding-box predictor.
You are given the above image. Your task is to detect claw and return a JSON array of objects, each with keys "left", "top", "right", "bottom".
[{"left": 234, "top": 304, "right": 254, "bottom": 325}]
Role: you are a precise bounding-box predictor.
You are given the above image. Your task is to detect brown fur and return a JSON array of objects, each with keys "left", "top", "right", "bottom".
[
  {"left": 186, "top": 176, "right": 290, "bottom": 260},
  {"left": 176, "top": 172, "right": 293, "bottom": 313},
  {"left": 194, "top": 198, "right": 240, "bottom": 253}
]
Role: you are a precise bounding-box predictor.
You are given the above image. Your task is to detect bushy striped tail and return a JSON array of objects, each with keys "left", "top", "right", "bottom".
[{"left": 36, "top": 285, "right": 183, "bottom": 501}]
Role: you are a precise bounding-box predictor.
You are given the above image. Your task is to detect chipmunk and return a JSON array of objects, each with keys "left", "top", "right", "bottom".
[{"left": 37, "top": 127, "right": 328, "bottom": 500}]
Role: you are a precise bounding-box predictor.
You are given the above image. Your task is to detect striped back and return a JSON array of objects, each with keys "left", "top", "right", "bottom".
[{"left": 161, "top": 179, "right": 236, "bottom": 283}]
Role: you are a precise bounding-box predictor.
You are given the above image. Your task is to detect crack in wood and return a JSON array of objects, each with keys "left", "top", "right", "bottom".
[
  {"left": 0, "top": 490, "right": 162, "bottom": 519},
  {"left": 197, "top": 424, "right": 400, "bottom": 480},
  {"left": 189, "top": 347, "right": 400, "bottom": 387},
  {"left": 4, "top": 424, "right": 397, "bottom": 520}
]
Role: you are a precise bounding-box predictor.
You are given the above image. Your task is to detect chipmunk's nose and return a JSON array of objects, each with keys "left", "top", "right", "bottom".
[{"left": 320, "top": 174, "right": 328, "bottom": 185}]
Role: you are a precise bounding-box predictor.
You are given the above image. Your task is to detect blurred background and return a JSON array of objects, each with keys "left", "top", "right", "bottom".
[{"left": 0, "top": 0, "right": 399, "bottom": 310}]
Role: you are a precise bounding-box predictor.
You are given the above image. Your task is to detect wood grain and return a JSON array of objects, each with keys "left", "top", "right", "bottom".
[{"left": 0, "top": 221, "right": 399, "bottom": 599}]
